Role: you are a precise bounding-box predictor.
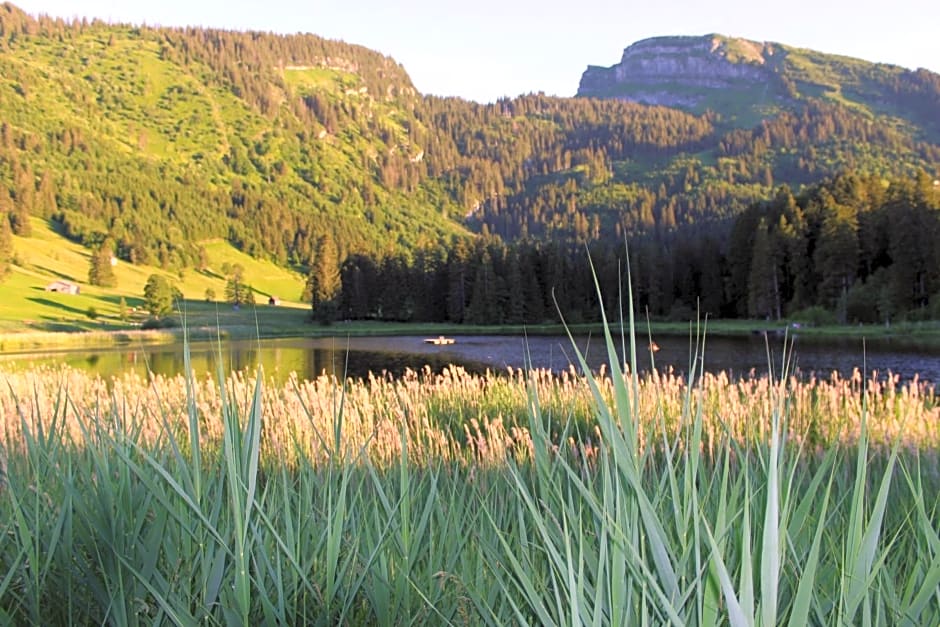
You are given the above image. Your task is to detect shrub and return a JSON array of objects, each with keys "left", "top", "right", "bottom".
[
  {"left": 140, "top": 315, "right": 179, "bottom": 329},
  {"left": 789, "top": 305, "right": 836, "bottom": 327}
]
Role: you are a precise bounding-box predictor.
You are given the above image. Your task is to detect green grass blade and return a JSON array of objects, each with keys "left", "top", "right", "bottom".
[
  {"left": 703, "top": 518, "right": 750, "bottom": 627},
  {"left": 787, "top": 466, "right": 834, "bottom": 627}
]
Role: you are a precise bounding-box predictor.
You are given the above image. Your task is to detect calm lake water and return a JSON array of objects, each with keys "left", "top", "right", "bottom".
[{"left": 2, "top": 332, "right": 940, "bottom": 386}]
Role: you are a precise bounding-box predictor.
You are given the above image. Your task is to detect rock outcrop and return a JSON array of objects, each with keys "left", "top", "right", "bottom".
[{"left": 578, "top": 35, "right": 782, "bottom": 108}]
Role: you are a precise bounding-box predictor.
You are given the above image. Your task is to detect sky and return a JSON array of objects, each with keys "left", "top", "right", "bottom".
[{"left": 12, "top": 0, "right": 940, "bottom": 103}]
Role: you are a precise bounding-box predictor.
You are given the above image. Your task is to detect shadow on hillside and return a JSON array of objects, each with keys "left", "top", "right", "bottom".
[
  {"left": 28, "top": 296, "right": 91, "bottom": 317},
  {"left": 29, "top": 316, "right": 130, "bottom": 333},
  {"left": 31, "top": 320, "right": 89, "bottom": 332},
  {"left": 46, "top": 218, "right": 71, "bottom": 238},
  {"left": 33, "top": 265, "right": 77, "bottom": 282},
  {"left": 97, "top": 294, "right": 146, "bottom": 308}
]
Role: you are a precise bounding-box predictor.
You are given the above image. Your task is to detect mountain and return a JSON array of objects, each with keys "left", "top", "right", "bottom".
[
  {"left": 580, "top": 36, "right": 782, "bottom": 116},
  {"left": 578, "top": 34, "right": 940, "bottom": 135},
  {"left": 1, "top": 3, "right": 938, "bottom": 285},
  {"left": 0, "top": 2, "right": 468, "bottom": 270}
]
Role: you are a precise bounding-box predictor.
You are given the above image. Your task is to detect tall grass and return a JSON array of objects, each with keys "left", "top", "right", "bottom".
[{"left": 0, "top": 325, "right": 938, "bottom": 622}]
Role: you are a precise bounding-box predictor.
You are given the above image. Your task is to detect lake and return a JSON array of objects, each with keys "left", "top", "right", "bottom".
[{"left": 2, "top": 332, "right": 940, "bottom": 386}]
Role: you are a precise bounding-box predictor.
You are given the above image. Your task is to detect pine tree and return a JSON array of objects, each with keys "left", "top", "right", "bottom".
[
  {"left": 302, "top": 271, "right": 317, "bottom": 307},
  {"left": 0, "top": 212, "right": 13, "bottom": 279},
  {"left": 310, "top": 235, "right": 341, "bottom": 324},
  {"left": 36, "top": 171, "right": 57, "bottom": 218},
  {"left": 466, "top": 251, "right": 498, "bottom": 324},
  {"left": 224, "top": 264, "right": 248, "bottom": 305},
  {"left": 698, "top": 238, "right": 725, "bottom": 317},
  {"left": 506, "top": 252, "right": 525, "bottom": 324},
  {"left": 747, "top": 218, "right": 782, "bottom": 319},
  {"left": 10, "top": 168, "right": 33, "bottom": 236},
  {"left": 343, "top": 261, "right": 369, "bottom": 318},
  {"left": 512, "top": 249, "right": 543, "bottom": 323},
  {"left": 88, "top": 246, "right": 117, "bottom": 287},
  {"left": 728, "top": 206, "right": 765, "bottom": 316},
  {"left": 143, "top": 274, "right": 175, "bottom": 317},
  {"left": 447, "top": 255, "right": 467, "bottom": 322},
  {"left": 814, "top": 201, "right": 859, "bottom": 317},
  {"left": 0, "top": 186, "right": 25, "bottom": 241}
]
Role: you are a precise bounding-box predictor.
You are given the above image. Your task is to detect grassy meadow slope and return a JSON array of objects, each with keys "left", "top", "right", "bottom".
[{"left": 0, "top": 217, "right": 308, "bottom": 340}]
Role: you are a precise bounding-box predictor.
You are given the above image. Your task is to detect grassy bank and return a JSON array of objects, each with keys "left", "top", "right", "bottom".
[
  {"left": 5, "top": 310, "right": 940, "bottom": 355},
  {"left": 1, "top": 346, "right": 938, "bottom": 623}
]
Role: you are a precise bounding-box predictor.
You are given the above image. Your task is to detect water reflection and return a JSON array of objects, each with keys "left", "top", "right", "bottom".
[{"left": 2, "top": 333, "right": 939, "bottom": 386}]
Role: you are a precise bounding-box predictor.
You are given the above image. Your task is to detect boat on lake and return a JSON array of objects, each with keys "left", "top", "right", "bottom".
[{"left": 424, "top": 336, "right": 455, "bottom": 345}]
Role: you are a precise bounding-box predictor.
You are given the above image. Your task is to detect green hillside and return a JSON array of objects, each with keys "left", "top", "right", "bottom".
[
  {"left": 0, "top": 2, "right": 467, "bottom": 270},
  {"left": 1, "top": 4, "right": 939, "bottom": 334},
  {"left": 0, "top": 217, "right": 307, "bottom": 334}
]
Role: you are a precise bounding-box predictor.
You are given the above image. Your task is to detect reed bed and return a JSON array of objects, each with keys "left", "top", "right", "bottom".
[
  {"left": 0, "top": 345, "right": 938, "bottom": 623},
  {"left": 1, "top": 363, "right": 937, "bottom": 467},
  {"left": 0, "top": 328, "right": 182, "bottom": 353}
]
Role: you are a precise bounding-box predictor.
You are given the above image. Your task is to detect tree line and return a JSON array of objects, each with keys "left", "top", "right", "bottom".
[{"left": 309, "top": 172, "right": 940, "bottom": 325}]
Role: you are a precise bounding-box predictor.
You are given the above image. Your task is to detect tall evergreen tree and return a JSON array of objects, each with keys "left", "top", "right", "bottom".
[
  {"left": 143, "top": 274, "right": 175, "bottom": 317},
  {"left": 727, "top": 205, "right": 763, "bottom": 316},
  {"left": 505, "top": 251, "right": 525, "bottom": 324},
  {"left": 310, "top": 234, "right": 341, "bottom": 324},
  {"left": 224, "top": 263, "right": 249, "bottom": 305},
  {"left": 520, "top": 251, "right": 546, "bottom": 323},
  {"left": 813, "top": 199, "right": 859, "bottom": 318},
  {"left": 747, "top": 218, "right": 782, "bottom": 319},
  {"left": 88, "top": 246, "right": 117, "bottom": 287},
  {"left": 0, "top": 186, "right": 26, "bottom": 241},
  {"left": 0, "top": 211, "right": 13, "bottom": 279},
  {"left": 36, "top": 171, "right": 57, "bottom": 218},
  {"left": 9, "top": 172, "right": 32, "bottom": 237},
  {"left": 446, "top": 240, "right": 470, "bottom": 323},
  {"left": 466, "top": 251, "right": 498, "bottom": 324}
]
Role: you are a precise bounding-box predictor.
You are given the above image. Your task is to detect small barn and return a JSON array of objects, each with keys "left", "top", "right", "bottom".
[{"left": 45, "top": 280, "right": 80, "bottom": 295}]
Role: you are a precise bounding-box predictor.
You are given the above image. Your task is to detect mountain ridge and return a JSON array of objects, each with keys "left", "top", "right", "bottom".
[
  {"left": 578, "top": 34, "right": 940, "bottom": 136},
  {"left": 0, "top": 2, "right": 937, "bottom": 278},
  {"left": 580, "top": 35, "right": 778, "bottom": 98}
]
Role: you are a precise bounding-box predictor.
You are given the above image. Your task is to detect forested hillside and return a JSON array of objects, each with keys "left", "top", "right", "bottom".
[
  {"left": 335, "top": 173, "right": 940, "bottom": 325},
  {"left": 1, "top": 3, "right": 939, "bottom": 326},
  {"left": 0, "top": 2, "right": 466, "bottom": 272}
]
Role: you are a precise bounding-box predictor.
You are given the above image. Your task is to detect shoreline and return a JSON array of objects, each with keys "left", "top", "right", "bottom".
[{"left": 2, "top": 316, "right": 940, "bottom": 355}]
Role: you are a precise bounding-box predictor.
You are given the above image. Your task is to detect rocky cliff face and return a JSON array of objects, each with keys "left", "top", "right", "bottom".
[{"left": 578, "top": 35, "right": 781, "bottom": 108}]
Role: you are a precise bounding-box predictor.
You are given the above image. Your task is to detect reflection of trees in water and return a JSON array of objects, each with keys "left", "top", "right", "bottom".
[
  {"left": 338, "top": 351, "right": 489, "bottom": 380},
  {"left": 15, "top": 335, "right": 937, "bottom": 386},
  {"left": 308, "top": 348, "right": 343, "bottom": 379},
  {"left": 148, "top": 350, "right": 187, "bottom": 379},
  {"left": 228, "top": 347, "right": 258, "bottom": 375}
]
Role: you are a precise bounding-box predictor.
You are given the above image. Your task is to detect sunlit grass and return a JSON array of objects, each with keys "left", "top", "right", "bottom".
[
  {"left": 0, "top": 218, "right": 307, "bottom": 334},
  {"left": 0, "top": 335, "right": 937, "bottom": 622}
]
